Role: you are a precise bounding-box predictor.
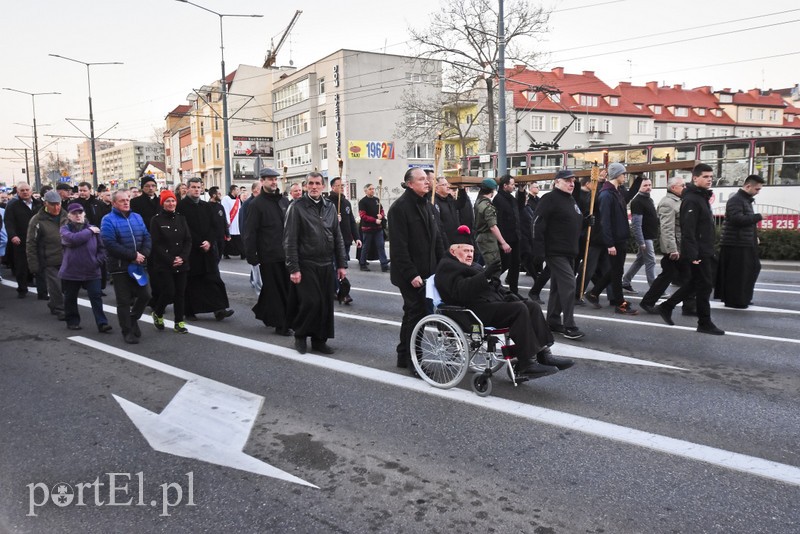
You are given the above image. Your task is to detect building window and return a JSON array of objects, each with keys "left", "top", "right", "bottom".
[
  {"left": 769, "top": 110, "right": 778, "bottom": 122},
  {"left": 637, "top": 121, "right": 648, "bottom": 135},
  {"left": 214, "top": 116, "right": 220, "bottom": 130},
  {"left": 674, "top": 107, "right": 688, "bottom": 117},
  {"left": 215, "top": 143, "right": 220, "bottom": 160},
  {"left": 757, "top": 109, "right": 765, "bottom": 120},
  {"left": 319, "top": 110, "right": 327, "bottom": 128},
  {"left": 201, "top": 147, "right": 206, "bottom": 164},
  {"left": 574, "top": 118, "right": 584, "bottom": 133},
  {"left": 550, "top": 93, "right": 561, "bottom": 103},
  {"left": 318, "top": 77, "right": 325, "bottom": 95},
  {"left": 444, "top": 143, "right": 455, "bottom": 160},
  {"left": 530, "top": 115, "right": 544, "bottom": 132},
  {"left": 652, "top": 105, "right": 662, "bottom": 114},
  {"left": 710, "top": 128, "right": 716, "bottom": 137},
  {"left": 200, "top": 121, "right": 204, "bottom": 136},
  {"left": 579, "top": 94, "right": 599, "bottom": 107},
  {"left": 276, "top": 144, "right": 312, "bottom": 168},
  {"left": 410, "top": 112, "right": 428, "bottom": 128},
  {"left": 609, "top": 96, "right": 619, "bottom": 106},
  {"left": 273, "top": 78, "right": 310, "bottom": 111},
  {"left": 746, "top": 108, "right": 754, "bottom": 120},
  {"left": 276, "top": 112, "right": 311, "bottom": 140},
  {"left": 670, "top": 127, "right": 678, "bottom": 139},
  {"left": 602, "top": 119, "right": 612, "bottom": 133},
  {"left": 720, "top": 128, "right": 728, "bottom": 136},
  {"left": 653, "top": 126, "right": 660, "bottom": 139},
  {"left": 697, "top": 108, "right": 706, "bottom": 116},
  {"left": 407, "top": 142, "right": 433, "bottom": 159},
  {"left": 320, "top": 143, "right": 328, "bottom": 161},
  {"left": 466, "top": 113, "right": 474, "bottom": 124},
  {"left": 550, "top": 116, "right": 560, "bottom": 132},
  {"left": 719, "top": 94, "right": 733, "bottom": 103}
]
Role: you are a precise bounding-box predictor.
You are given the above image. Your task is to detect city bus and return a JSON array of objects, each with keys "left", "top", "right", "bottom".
[{"left": 462, "top": 135, "right": 800, "bottom": 227}]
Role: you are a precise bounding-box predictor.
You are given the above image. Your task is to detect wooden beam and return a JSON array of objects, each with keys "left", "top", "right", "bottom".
[{"left": 447, "top": 160, "right": 698, "bottom": 186}]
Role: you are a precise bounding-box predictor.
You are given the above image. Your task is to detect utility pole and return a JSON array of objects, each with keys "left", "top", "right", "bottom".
[
  {"left": 3, "top": 88, "right": 60, "bottom": 191},
  {"left": 497, "top": 0, "right": 508, "bottom": 178}
]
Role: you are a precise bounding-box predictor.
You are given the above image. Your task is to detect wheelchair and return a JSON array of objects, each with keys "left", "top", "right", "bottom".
[{"left": 409, "top": 277, "right": 525, "bottom": 397}]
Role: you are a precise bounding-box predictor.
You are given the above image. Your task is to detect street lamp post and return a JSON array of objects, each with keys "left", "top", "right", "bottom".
[
  {"left": 497, "top": 0, "right": 508, "bottom": 178},
  {"left": 175, "top": 0, "right": 263, "bottom": 192},
  {"left": 3, "top": 88, "right": 60, "bottom": 191},
  {"left": 49, "top": 54, "right": 122, "bottom": 190}
]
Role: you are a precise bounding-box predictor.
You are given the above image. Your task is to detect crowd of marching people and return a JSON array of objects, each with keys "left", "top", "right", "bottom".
[{"left": 0, "top": 162, "right": 765, "bottom": 377}]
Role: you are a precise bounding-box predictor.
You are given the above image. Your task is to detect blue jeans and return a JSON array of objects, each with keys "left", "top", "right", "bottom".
[
  {"left": 62, "top": 278, "right": 108, "bottom": 327},
  {"left": 623, "top": 239, "right": 657, "bottom": 286},
  {"left": 360, "top": 230, "right": 388, "bottom": 267}
]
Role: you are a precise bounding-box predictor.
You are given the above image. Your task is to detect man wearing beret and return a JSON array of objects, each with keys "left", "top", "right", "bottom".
[
  {"left": 473, "top": 177, "right": 510, "bottom": 279},
  {"left": 435, "top": 225, "right": 573, "bottom": 377}
]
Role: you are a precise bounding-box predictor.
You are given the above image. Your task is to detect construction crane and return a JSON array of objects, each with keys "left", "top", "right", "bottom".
[{"left": 263, "top": 10, "right": 302, "bottom": 68}]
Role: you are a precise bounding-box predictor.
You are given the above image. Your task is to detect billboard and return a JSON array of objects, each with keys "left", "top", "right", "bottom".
[{"left": 233, "top": 136, "right": 274, "bottom": 157}]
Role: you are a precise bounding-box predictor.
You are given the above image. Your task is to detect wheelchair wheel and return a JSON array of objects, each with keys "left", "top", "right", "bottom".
[
  {"left": 471, "top": 373, "right": 493, "bottom": 397},
  {"left": 411, "top": 315, "right": 470, "bottom": 389}
]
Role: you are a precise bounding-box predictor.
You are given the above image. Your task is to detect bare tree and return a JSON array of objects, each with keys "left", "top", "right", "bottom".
[{"left": 409, "top": 0, "right": 549, "bottom": 152}]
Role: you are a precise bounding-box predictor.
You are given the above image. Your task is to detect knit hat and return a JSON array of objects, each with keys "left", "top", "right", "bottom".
[
  {"left": 451, "top": 225, "right": 472, "bottom": 246},
  {"left": 67, "top": 203, "right": 84, "bottom": 213},
  {"left": 141, "top": 175, "right": 157, "bottom": 188},
  {"left": 43, "top": 191, "right": 61, "bottom": 203},
  {"left": 480, "top": 178, "right": 498, "bottom": 191},
  {"left": 160, "top": 189, "right": 177, "bottom": 206},
  {"left": 607, "top": 162, "right": 627, "bottom": 180}
]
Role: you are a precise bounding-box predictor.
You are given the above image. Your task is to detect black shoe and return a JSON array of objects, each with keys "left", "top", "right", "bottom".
[
  {"left": 549, "top": 324, "right": 565, "bottom": 334},
  {"left": 584, "top": 292, "right": 601, "bottom": 309},
  {"left": 67, "top": 324, "right": 82, "bottom": 331},
  {"left": 274, "top": 326, "right": 293, "bottom": 336},
  {"left": 381, "top": 266, "right": 390, "bottom": 272},
  {"left": 131, "top": 322, "right": 142, "bottom": 338},
  {"left": 360, "top": 265, "right": 370, "bottom": 271},
  {"left": 657, "top": 304, "right": 674, "bottom": 326},
  {"left": 563, "top": 327, "right": 586, "bottom": 340},
  {"left": 615, "top": 301, "right": 638, "bottom": 315},
  {"left": 98, "top": 324, "right": 113, "bottom": 333},
  {"left": 537, "top": 348, "right": 575, "bottom": 370},
  {"left": 622, "top": 283, "right": 637, "bottom": 294},
  {"left": 294, "top": 337, "right": 307, "bottom": 354},
  {"left": 214, "top": 309, "right": 234, "bottom": 321},
  {"left": 697, "top": 323, "right": 725, "bottom": 335},
  {"left": 516, "top": 361, "right": 558, "bottom": 378},
  {"left": 639, "top": 303, "right": 657, "bottom": 314},
  {"left": 56, "top": 312, "right": 67, "bottom": 321},
  {"left": 343, "top": 295, "right": 353, "bottom": 305},
  {"left": 311, "top": 341, "right": 335, "bottom": 354},
  {"left": 528, "top": 293, "right": 544, "bottom": 305},
  {"left": 123, "top": 332, "right": 139, "bottom": 344}
]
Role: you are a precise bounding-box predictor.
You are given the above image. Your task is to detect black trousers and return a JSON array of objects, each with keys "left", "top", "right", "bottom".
[
  {"left": 11, "top": 242, "right": 46, "bottom": 296},
  {"left": 500, "top": 242, "right": 520, "bottom": 294},
  {"left": 111, "top": 272, "right": 151, "bottom": 335},
  {"left": 662, "top": 259, "right": 714, "bottom": 324},
  {"left": 397, "top": 282, "right": 428, "bottom": 366},
  {"left": 589, "top": 242, "right": 628, "bottom": 306},
  {"left": 153, "top": 271, "right": 188, "bottom": 322},
  {"left": 471, "top": 299, "right": 553, "bottom": 368}
]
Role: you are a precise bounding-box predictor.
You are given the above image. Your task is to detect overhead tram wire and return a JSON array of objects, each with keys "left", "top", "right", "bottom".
[
  {"left": 553, "top": 18, "right": 800, "bottom": 63},
  {"left": 551, "top": 7, "right": 800, "bottom": 53}
]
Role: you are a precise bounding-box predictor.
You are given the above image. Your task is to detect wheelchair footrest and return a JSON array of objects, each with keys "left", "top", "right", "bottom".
[{"left": 485, "top": 326, "right": 510, "bottom": 335}]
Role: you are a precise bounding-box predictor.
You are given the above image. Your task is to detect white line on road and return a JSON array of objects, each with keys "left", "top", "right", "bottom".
[{"left": 82, "top": 323, "right": 800, "bottom": 488}]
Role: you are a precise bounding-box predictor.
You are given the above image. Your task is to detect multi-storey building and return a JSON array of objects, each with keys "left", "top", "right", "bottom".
[
  {"left": 164, "top": 104, "right": 192, "bottom": 185},
  {"left": 74, "top": 139, "right": 115, "bottom": 184},
  {"left": 615, "top": 82, "right": 736, "bottom": 141},
  {"left": 271, "top": 50, "right": 441, "bottom": 205},
  {"left": 505, "top": 67, "right": 654, "bottom": 153},
  {"left": 97, "top": 141, "right": 163, "bottom": 188},
  {"left": 715, "top": 88, "right": 798, "bottom": 138}
]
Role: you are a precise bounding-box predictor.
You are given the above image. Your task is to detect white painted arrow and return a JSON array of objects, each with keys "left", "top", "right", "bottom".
[{"left": 69, "top": 336, "right": 317, "bottom": 489}]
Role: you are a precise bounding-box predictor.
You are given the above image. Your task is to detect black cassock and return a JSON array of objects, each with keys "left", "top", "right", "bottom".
[
  {"left": 178, "top": 197, "right": 230, "bottom": 314},
  {"left": 715, "top": 246, "right": 760, "bottom": 308},
  {"left": 287, "top": 263, "right": 336, "bottom": 340},
  {"left": 252, "top": 261, "right": 290, "bottom": 329}
]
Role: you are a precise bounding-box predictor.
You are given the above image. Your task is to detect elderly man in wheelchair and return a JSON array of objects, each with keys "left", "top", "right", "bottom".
[{"left": 419, "top": 225, "right": 574, "bottom": 390}]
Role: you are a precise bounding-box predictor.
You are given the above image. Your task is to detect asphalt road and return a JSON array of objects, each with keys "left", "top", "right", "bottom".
[{"left": 0, "top": 258, "right": 798, "bottom": 533}]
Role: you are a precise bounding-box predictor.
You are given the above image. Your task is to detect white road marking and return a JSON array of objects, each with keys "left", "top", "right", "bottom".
[
  {"left": 69, "top": 336, "right": 318, "bottom": 489},
  {"left": 76, "top": 325, "right": 800, "bottom": 488}
]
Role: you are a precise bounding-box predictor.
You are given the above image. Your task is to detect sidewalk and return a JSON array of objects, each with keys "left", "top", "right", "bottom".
[{"left": 760, "top": 260, "right": 800, "bottom": 272}]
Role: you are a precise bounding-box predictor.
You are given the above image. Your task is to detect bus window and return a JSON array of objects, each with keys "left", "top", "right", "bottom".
[
  {"left": 568, "top": 150, "right": 603, "bottom": 169},
  {"left": 510, "top": 155, "right": 527, "bottom": 176},
  {"left": 652, "top": 146, "right": 675, "bottom": 162},
  {"left": 468, "top": 158, "right": 481, "bottom": 176},
  {"left": 757, "top": 140, "right": 800, "bottom": 185},
  {"left": 529, "top": 153, "right": 563, "bottom": 174},
  {"left": 701, "top": 143, "right": 749, "bottom": 186}
]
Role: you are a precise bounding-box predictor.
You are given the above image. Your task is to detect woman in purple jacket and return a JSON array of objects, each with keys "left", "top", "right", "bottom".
[{"left": 60, "top": 203, "right": 111, "bottom": 332}]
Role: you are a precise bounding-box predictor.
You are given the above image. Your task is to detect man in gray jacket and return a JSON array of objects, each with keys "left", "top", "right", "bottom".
[{"left": 26, "top": 191, "right": 67, "bottom": 319}]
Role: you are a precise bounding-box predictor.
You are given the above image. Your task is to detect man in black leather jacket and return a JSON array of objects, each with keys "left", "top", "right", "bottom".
[{"left": 284, "top": 172, "right": 348, "bottom": 354}]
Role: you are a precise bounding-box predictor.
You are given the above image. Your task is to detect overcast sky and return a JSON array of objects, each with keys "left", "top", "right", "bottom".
[{"left": 1, "top": 0, "right": 797, "bottom": 182}]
